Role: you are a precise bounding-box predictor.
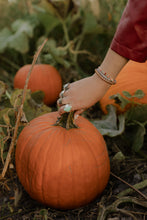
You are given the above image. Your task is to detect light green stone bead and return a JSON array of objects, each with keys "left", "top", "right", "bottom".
[{"left": 64, "top": 104, "right": 72, "bottom": 112}]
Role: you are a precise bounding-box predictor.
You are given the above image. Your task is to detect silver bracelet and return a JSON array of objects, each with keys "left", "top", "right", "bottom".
[{"left": 95, "top": 67, "right": 116, "bottom": 85}]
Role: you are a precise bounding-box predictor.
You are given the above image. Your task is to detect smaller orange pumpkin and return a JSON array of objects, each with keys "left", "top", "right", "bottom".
[
  {"left": 100, "top": 60, "right": 147, "bottom": 114},
  {"left": 14, "top": 64, "right": 62, "bottom": 105}
]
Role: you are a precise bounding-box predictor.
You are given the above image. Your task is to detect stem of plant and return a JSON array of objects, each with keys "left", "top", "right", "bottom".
[
  {"left": 24, "top": 0, "right": 33, "bottom": 15},
  {"left": 111, "top": 172, "right": 147, "bottom": 200},
  {"left": 1, "top": 38, "right": 48, "bottom": 178},
  {"left": 54, "top": 112, "right": 78, "bottom": 130}
]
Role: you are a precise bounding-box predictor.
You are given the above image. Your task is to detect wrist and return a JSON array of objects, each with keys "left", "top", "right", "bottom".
[
  {"left": 95, "top": 66, "right": 116, "bottom": 85},
  {"left": 92, "top": 73, "right": 111, "bottom": 89}
]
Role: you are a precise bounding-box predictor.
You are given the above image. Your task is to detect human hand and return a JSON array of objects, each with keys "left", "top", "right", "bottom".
[{"left": 57, "top": 73, "right": 110, "bottom": 118}]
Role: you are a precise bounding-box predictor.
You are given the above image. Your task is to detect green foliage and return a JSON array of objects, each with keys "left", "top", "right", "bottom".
[
  {"left": 0, "top": 0, "right": 127, "bottom": 75},
  {"left": 92, "top": 90, "right": 147, "bottom": 153},
  {"left": 92, "top": 105, "right": 125, "bottom": 137},
  {"left": 110, "top": 89, "right": 145, "bottom": 109},
  {"left": 0, "top": 18, "right": 39, "bottom": 54},
  {"left": 0, "top": 81, "right": 7, "bottom": 100},
  {"left": 37, "top": 12, "right": 60, "bottom": 36},
  {"left": 0, "top": 81, "right": 51, "bottom": 161}
]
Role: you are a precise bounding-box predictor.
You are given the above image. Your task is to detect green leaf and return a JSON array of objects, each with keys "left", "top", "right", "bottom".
[
  {"left": 112, "top": 151, "right": 125, "bottom": 162},
  {"left": 10, "top": 88, "right": 51, "bottom": 122},
  {"left": 23, "top": 97, "right": 51, "bottom": 122},
  {"left": 0, "top": 28, "right": 12, "bottom": 52},
  {"left": 0, "top": 127, "right": 5, "bottom": 145},
  {"left": 7, "top": 31, "right": 29, "bottom": 53},
  {"left": 38, "top": 38, "right": 70, "bottom": 68},
  {"left": 25, "top": 14, "right": 40, "bottom": 29},
  {"left": 0, "top": 81, "right": 6, "bottom": 101},
  {"left": 133, "top": 89, "right": 145, "bottom": 99},
  {"left": 0, "top": 108, "right": 16, "bottom": 127},
  {"left": 37, "top": 12, "right": 60, "bottom": 35},
  {"left": 110, "top": 93, "right": 130, "bottom": 109},
  {"left": 31, "top": 90, "right": 45, "bottom": 104},
  {"left": 91, "top": 105, "right": 125, "bottom": 137},
  {"left": 37, "top": 0, "right": 58, "bottom": 16},
  {"left": 0, "top": 19, "right": 35, "bottom": 53},
  {"left": 83, "top": 12, "right": 99, "bottom": 34},
  {"left": 10, "top": 89, "right": 31, "bottom": 107},
  {"left": 12, "top": 19, "right": 34, "bottom": 38},
  {"left": 122, "top": 91, "right": 132, "bottom": 98},
  {"left": 3, "top": 110, "right": 11, "bottom": 125},
  {"left": 0, "top": 127, "right": 7, "bottom": 161},
  {"left": 39, "top": 209, "right": 48, "bottom": 220},
  {"left": 125, "top": 104, "right": 147, "bottom": 123},
  {"left": 128, "top": 121, "right": 146, "bottom": 152}
]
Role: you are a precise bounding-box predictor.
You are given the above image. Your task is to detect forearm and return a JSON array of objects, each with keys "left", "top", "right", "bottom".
[{"left": 99, "top": 48, "right": 128, "bottom": 80}]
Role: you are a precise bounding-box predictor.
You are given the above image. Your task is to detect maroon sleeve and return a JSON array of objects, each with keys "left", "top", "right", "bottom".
[{"left": 110, "top": 0, "right": 147, "bottom": 62}]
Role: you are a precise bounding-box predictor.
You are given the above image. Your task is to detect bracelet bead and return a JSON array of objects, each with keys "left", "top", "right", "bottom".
[{"left": 95, "top": 67, "right": 116, "bottom": 85}]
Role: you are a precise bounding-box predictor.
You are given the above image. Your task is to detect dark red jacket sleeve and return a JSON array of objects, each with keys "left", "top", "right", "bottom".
[{"left": 110, "top": 0, "right": 147, "bottom": 62}]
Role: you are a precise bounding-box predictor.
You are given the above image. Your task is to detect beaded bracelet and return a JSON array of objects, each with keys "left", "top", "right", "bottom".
[{"left": 95, "top": 67, "right": 116, "bottom": 85}]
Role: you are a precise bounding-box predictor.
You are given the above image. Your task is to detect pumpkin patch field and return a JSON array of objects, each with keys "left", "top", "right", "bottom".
[{"left": 0, "top": 1, "right": 147, "bottom": 219}]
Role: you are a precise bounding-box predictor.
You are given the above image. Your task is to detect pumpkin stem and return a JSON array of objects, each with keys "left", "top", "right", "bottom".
[{"left": 54, "top": 112, "right": 78, "bottom": 130}]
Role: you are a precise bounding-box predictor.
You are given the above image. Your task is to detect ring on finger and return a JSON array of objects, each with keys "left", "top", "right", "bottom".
[
  {"left": 63, "top": 83, "right": 70, "bottom": 91},
  {"left": 64, "top": 104, "right": 72, "bottom": 112},
  {"left": 59, "top": 90, "right": 64, "bottom": 98},
  {"left": 58, "top": 98, "right": 62, "bottom": 105}
]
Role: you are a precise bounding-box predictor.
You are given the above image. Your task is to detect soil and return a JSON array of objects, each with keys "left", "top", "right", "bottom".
[{"left": 0, "top": 105, "right": 147, "bottom": 220}]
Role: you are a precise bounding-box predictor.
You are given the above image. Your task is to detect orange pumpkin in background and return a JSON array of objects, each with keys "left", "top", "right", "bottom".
[
  {"left": 99, "top": 60, "right": 147, "bottom": 114},
  {"left": 15, "top": 111, "right": 110, "bottom": 210},
  {"left": 14, "top": 64, "right": 62, "bottom": 105}
]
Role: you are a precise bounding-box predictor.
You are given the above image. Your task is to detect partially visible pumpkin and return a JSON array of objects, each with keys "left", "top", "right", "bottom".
[
  {"left": 14, "top": 64, "right": 62, "bottom": 105},
  {"left": 15, "top": 112, "right": 110, "bottom": 210},
  {"left": 100, "top": 60, "right": 147, "bottom": 114}
]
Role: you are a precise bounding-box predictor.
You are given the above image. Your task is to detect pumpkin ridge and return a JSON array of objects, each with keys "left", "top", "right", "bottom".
[
  {"left": 57, "top": 129, "right": 77, "bottom": 208},
  {"left": 57, "top": 129, "right": 69, "bottom": 208},
  {"left": 29, "top": 113, "right": 59, "bottom": 127},
  {"left": 22, "top": 127, "right": 58, "bottom": 199},
  {"left": 41, "top": 128, "right": 62, "bottom": 205},
  {"left": 67, "top": 131, "right": 78, "bottom": 207},
  {"left": 77, "top": 129, "right": 109, "bottom": 193},
  {"left": 77, "top": 128, "right": 107, "bottom": 161},
  {"left": 17, "top": 126, "right": 54, "bottom": 163},
  {"left": 26, "top": 128, "right": 57, "bottom": 196},
  {"left": 71, "top": 131, "right": 88, "bottom": 205},
  {"left": 16, "top": 126, "right": 48, "bottom": 175},
  {"left": 78, "top": 130, "right": 100, "bottom": 168},
  {"left": 77, "top": 130, "right": 104, "bottom": 203}
]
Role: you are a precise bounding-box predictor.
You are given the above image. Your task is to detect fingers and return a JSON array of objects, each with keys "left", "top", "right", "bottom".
[
  {"left": 57, "top": 83, "right": 73, "bottom": 114},
  {"left": 63, "top": 83, "right": 70, "bottom": 91},
  {"left": 57, "top": 98, "right": 62, "bottom": 106},
  {"left": 57, "top": 94, "right": 70, "bottom": 107},
  {"left": 74, "top": 109, "right": 85, "bottom": 119},
  {"left": 57, "top": 82, "right": 85, "bottom": 116},
  {"left": 58, "top": 103, "right": 85, "bottom": 117},
  {"left": 57, "top": 83, "right": 70, "bottom": 106},
  {"left": 58, "top": 103, "right": 72, "bottom": 115}
]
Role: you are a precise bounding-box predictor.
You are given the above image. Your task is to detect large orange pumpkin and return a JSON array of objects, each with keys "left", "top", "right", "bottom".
[
  {"left": 100, "top": 60, "right": 147, "bottom": 114},
  {"left": 14, "top": 64, "right": 62, "bottom": 105},
  {"left": 15, "top": 112, "right": 110, "bottom": 210}
]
